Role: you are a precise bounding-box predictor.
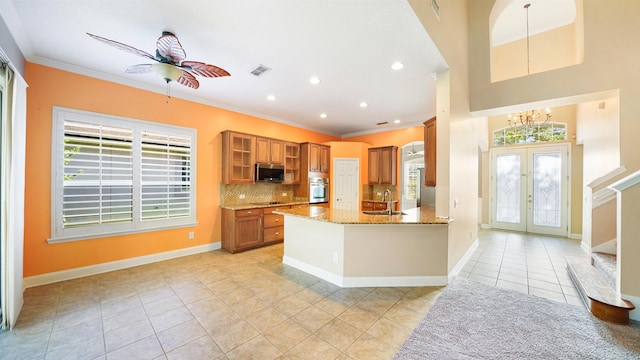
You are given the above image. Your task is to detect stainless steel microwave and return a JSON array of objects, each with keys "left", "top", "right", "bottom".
[{"left": 255, "top": 163, "right": 285, "bottom": 182}]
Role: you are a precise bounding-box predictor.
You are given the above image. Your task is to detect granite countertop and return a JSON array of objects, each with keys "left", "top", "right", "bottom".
[
  {"left": 220, "top": 200, "right": 310, "bottom": 211},
  {"left": 362, "top": 199, "right": 399, "bottom": 203},
  {"left": 273, "top": 206, "right": 452, "bottom": 225}
]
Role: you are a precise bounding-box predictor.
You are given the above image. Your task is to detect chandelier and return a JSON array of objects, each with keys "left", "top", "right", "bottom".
[{"left": 507, "top": 108, "right": 551, "bottom": 129}]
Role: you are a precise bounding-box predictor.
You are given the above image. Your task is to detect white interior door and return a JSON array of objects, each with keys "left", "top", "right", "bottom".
[
  {"left": 491, "top": 144, "right": 569, "bottom": 236},
  {"left": 333, "top": 158, "right": 359, "bottom": 211}
]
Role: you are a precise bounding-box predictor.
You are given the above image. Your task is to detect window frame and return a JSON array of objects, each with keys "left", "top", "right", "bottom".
[
  {"left": 49, "top": 107, "right": 197, "bottom": 243},
  {"left": 492, "top": 122, "right": 567, "bottom": 147}
]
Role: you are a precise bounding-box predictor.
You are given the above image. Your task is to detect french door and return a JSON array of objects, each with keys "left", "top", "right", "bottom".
[{"left": 490, "top": 144, "right": 569, "bottom": 236}]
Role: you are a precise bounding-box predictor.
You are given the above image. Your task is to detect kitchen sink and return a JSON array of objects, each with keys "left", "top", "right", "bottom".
[{"left": 362, "top": 210, "right": 407, "bottom": 216}]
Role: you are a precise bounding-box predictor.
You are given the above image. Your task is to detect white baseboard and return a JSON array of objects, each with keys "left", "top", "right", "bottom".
[
  {"left": 580, "top": 241, "right": 590, "bottom": 255},
  {"left": 282, "top": 255, "right": 448, "bottom": 288},
  {"left": 282, "top": 256, "right": 344, "bottom": 287},
  {"left": 24, "top": 242, "right": 221, "bottom": 288},
  {"left": 448, "top": 238, "right": 479, "bottom": 281},
  {"left": 569, "top": 233, "right": 583, "bottom": 240},
  {"left": 623, "top": 293, "right": 640, "bottom": 322},
  {"left": 480, "top": 224, "right": 491, "bottom": 229},
  {"left": 342, "top": 276, "right": 448, "bottom": 288}
]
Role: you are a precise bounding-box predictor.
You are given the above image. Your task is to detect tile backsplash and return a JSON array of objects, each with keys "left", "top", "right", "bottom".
[
  {"left": 219, "top": 183, "right": 304, "bottom": 206},
  {"left": 362, "top": 184, "right": 398, "bottom": 201}
]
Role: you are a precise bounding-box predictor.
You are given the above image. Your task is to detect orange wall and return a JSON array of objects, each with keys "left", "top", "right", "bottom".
[{"left": 24, "top": 63, "right": 338, "bottom": 277}]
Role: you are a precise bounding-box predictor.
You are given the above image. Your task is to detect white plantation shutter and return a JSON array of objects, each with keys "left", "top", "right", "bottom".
[
  {"left": 141, "top": 132, "right": 191, "bottom": 221},
  {"left": 50, "top": 107, "right": 197, "bottom": 243},
  {"left": 63, "top": 121, "right": 133, "bottom": 227}
]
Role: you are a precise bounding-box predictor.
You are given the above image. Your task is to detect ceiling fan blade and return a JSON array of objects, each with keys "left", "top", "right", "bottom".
[
  {"left": 180, "top": 61, "right": 231, "bottom": 78},
  {"left": 125, "top": 64, "right": 153, "bottom": 74},
  {"left": 156, "top": 32, "right": 186, "bottom": 63},
  {"left": 176, "top": 70, "right": 200, "bottom": 89},
  {"left": 87, "top": 33, "right": 155, "bottom": 61}
]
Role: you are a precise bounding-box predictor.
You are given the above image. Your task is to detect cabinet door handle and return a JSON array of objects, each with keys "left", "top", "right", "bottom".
[
  {"left": 275, "top": 232, "right": 280, "bottom": 235},
  {"left": 275, "top": 218, "right": 279, "bottom": 222},
  {"left": 247, "top": 211, "right": 252, "bottom": 214}
]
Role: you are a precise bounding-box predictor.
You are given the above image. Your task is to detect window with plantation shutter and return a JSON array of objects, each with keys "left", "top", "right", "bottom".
[
  {"left": 50, "top": 107, "right": 197, "bottom": 243},
  {"left": 63, "top": 121, "right": 134, "bottom": 227},
  {"left": 141, "top": 132, "right": 191, "bottom": 221}
]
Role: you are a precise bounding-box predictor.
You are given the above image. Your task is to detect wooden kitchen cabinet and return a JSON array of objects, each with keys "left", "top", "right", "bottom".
[
  {"left": 362, "top": 201, "right": 374, "bottom": 210},
  {"left": 221, "top": 208, "right": 263, "bottom": 253},
  {"left": 368, "top": 146, "right": 397, "bottom": 185},
  {"left": 424, "top": 117, "right": 436, "bottom": 186},
  {"left": 319, "top": 145, "right": 330, "bottom": 173},
  {"left": 361, "top": 201, "right": 396, "bottom": 211},
  {"left": 222, "top": 204, "right": 299, "bottom": 253},
  {"left": 284, "top": 142, "right": 301, "bottom": 184},
  {"left": 303, "top": 143, "right": 330, "bottom": 173},
  {"left": 255, "top": 137, "right": 284, "bottom": 165},
  {"left": 222, "top": 131, "right": 255, "bottom": 184},
  {"left": 263, "top": 206, "right": 286, "bottom": 244}
]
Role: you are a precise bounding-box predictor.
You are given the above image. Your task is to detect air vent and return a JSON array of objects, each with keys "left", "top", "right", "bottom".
[
  {"left": 250, "top": 64, "right": 271, "bottom": 76},
  {"left": 431, "top": 0, "right": 440, "bottom": 21},
  {"left": 376, "top": 121, "right": 388, "bottom": 126}
]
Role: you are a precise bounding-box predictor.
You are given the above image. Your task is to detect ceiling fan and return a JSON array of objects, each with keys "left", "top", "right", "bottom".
[
  {"left": 405, "top": 143, "right": 424, "bottom": 156},
  {"left": 87, "top": 31, "right": 230, "bottom": 91}
]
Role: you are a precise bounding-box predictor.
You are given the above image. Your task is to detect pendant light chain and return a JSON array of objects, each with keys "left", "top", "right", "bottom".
[{"left": 525, "top": 3, "right": 531, "bottom": 75}]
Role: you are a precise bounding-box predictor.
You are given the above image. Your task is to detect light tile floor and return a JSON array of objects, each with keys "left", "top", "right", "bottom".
[
  {"left": 458, "top": 229, "right": 588, "bottom": 306},
  {"left": 0, "top": 229, "right": 587, "bottom": 360}
]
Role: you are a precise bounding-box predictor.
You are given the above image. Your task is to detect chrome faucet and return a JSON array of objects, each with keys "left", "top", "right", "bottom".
[{"left": 382, "top": 189, "right": 392, "bottom": 215}]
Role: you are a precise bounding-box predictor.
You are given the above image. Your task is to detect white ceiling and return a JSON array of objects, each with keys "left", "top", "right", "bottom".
[
  {"left": 1, "top": 0, "right": 450, "bottom": 137},
  {"left": 2, "top": 0, "right": 576, "bottom": 137}
]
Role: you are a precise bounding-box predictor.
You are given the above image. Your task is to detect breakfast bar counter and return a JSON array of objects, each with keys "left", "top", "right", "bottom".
[
  {"left": 273, "top": 206, "right": 451, "bottom": 225},
  {"left": 274, "top": 206, "right": 452, "bottom": 288}
]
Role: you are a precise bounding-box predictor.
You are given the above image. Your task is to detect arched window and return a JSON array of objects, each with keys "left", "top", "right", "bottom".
[{"left": 493, "top": 123, "right": 566, "bottom": 146}]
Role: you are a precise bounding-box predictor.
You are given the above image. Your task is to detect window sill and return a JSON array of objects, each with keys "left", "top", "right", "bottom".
[{"left": 47, "top": 222, "right": 199, "bottom": 244}]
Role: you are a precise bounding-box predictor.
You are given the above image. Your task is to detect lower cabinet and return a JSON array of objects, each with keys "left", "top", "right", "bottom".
[
  {"left": 222, "top": 204, "right": 301, "bottom": 253},
  {"left": 263, "top": 206, "right": 285, "bottom": 244},
  {"left": 362, "top": 201, "right": 375, "bottom": 210},
  {"left": 222, "top": 208, "right": 263, "bottom": 253},
  {"left": 361, "top": 201, "right": 396, "bottom": 211}
]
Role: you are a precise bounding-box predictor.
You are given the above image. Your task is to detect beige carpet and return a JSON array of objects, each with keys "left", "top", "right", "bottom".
[{"left": 394, "top": 279, "right": 640, "bottom": 359}]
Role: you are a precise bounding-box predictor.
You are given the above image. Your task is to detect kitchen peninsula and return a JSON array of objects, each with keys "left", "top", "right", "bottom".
[{"left": 274, "top": 206, "right": 452, "bottom": 288}]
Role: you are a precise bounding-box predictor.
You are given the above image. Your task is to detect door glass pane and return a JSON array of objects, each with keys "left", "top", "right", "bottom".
[
  {"left": 495, "top": 154, "right": 521, "bottom": 223},
  {"left": 532, "top": 152, "right": 561, "bottom": 227}
]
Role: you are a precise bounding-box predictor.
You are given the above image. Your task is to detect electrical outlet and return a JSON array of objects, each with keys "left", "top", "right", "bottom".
[
  {"left": 282, "top": 192, "right": 287, "bottom": 197},
  {"left": 376, "top": 192, "right": 381, "bottom": 196},
  {"left": 239, "top": 194, "right": 245, "bottom": 199},
  {"left": 188, "top": 231, "right": 194, "bottom": 240}
]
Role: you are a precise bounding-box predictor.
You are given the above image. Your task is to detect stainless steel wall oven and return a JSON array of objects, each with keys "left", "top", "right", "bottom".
[{"left": 309, "top": 177, "right": 329, "bottom": 204}]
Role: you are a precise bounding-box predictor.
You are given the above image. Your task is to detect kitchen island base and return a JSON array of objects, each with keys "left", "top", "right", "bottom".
[{"left": 281, "top": 214, "right": 449, "bottom": 288}]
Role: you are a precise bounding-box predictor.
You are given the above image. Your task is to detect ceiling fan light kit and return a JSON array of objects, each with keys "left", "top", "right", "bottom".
[{"left": 152, "top": 63, "right": 183, "bottom": 83}]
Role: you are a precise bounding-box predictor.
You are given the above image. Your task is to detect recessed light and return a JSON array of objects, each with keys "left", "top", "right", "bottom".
[
  {"left": 320, "top": 113, "right": 327, "bottom": 118},
  {"left": 391, "top": 62, "right": 404, "bottom": 70},
  {"left": 310, "top": 76, "right": 321, "bottom": 85},
  {"left": 393, "top": 119, "right": 401, "bottom": 124},
  {"left": 266, "top": 94, "right": 276, "bottom": 101},
  {"left": 360, "top": 102, "right": 368, "bottom": 108}
]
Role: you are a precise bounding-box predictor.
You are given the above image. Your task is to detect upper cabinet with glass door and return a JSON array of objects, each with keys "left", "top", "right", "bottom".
[{"left": 222, "top": 131, "right": 255, "bottom": 184}]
